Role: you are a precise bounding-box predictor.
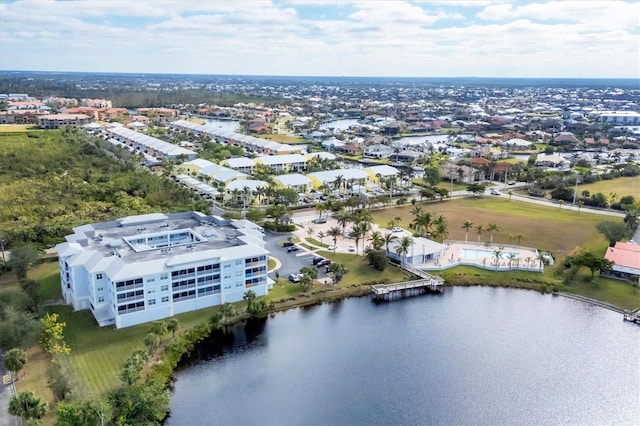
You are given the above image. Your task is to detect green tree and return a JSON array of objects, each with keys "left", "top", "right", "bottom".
[
  {"left": 574, "top": 250, "right": 615, "bottom": 278},
  {"left": 56, "top": 398, "right": 112, "bottom": 426},
  {"left": 143, "top": 332, "right": 161, "bottom": 355},
  {"left": 47, "top": 356, "right": 76, "bottom": 401},
  {"left": 475, "top": 224, "right": 484, "bottom": 242},
  {"left": 219, "top": 303, "right": 236, "bottom": 328},
  {"left": 366, "top": 249, "right": 389, "bottom": 271},
  {"left": 4, "top": 348, "right": 26, "bottom": 381},
  {"left": 487, "top": 223, "right": 499, "bottom": 244},
  {"left": 166, "top": 317, "right": 179, "bottom": 338},
  {"left": 209, "top": 311, "right": 223, "bottom": 331},
  {"left": 383, "top": 233, "right": 397, "bottom": 257},
  {"left": 328, "top": 262, "right": 348, "bottom": 284},
  {"left": 148, "top": 320, "right": 168, "bottom": 337},
  {"left": 493, "top": 249, "right": 503, "bottom": 269},
  {"left": 39, "top": 312, "right": 70, "bottom": 355},
  {"left": 327, "top": 226, "right": 341, "bottom": 250},
  {"left": 9, "top": 391, "right": 48, "bottom": 422},
  {"left": 596, "top": 221, "right": 632, "bottom": 246},
  {"left": 243, "top": 290, "right": 257, "bottom": 313},
  {"left": 19, "top": 279, "right": 41, "bottom": 311},
  {"left": 0, "top": 305, "right": 40, "bottom": 350},
  {"left": 461, "top": 220, "right": 473, "bottom": 242},
  {"left": 466, "top": 183, "right": 485, "bottom": 196},
  {"left": 395, "top": 236, "right": 413, "bottom": 264},
  {"left": 108, "top": 377, "right": 168, "bottom": 425},
  {"left": 8, "top": 244, "right": 40, "bottom": 280}
]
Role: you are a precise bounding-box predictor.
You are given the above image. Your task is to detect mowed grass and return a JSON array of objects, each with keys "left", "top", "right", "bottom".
[
  {"left": 372, "top": 197, "right": 611, "bottom": 258},
  {"left": 576, "top": 176, "right": 640, "bottom": 200},
  {"left": 0, "top": 124, "right": 38, "bottom": 132},
  {"left": 563, "top": 272, "right": 640, "bottom": 310},
  {"left": 257, "top": 133, "right": 306, "bottom": 144}
]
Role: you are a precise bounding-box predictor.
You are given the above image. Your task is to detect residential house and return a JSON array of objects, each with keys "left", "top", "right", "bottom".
[{"left": 603, "top": 241, "right": 640, "bottom": 283}]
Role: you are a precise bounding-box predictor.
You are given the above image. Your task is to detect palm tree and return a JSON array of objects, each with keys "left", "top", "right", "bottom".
[
  {"left": 475, "top": 224, "right": 484, "bottom": 242},
  {"left": 144, "top": 332, "right": 161, "bottom": 355},
  {"left": 9, "top": 391, "right": 48, "bottom": 422},
  {"left": 219, "top": 303, "right": 236, "bottom": 330},
  {"left": 351, "top": 224, "right": 363, "bottom": 255},
  {"left": 492, "top": 249, "right": 503, "bottom": 269},
  {"left": 314, "top": 202, "right": 327, "bottom": 221},
  {"left": 166, "top": 318, "right": 179, "bottom": 338},
  {"left": 306, "top": 226, "right": 315, "bottom": 239},
  {"left": 508, "top": 253, "right": 518, "bottom": 269},
  {"left": 243, "top": 290, "right": 257, "bottom": 313},
  {"left": 461, "top": 220, "right": 473, "bottom": 242},
  {"left": 395, "top": 236, "right": 413, "bottom": 264},
  {"left": 537, "top": 253, "right": 546, "bottom": 271},
  {"left": 354, "top": 221, "right": 371, "bottom": 253},
  {"left": 487, "top": 223, "right": 499, "bottom": 244},
  {"left": 384, "top": 233, "right": 397, "bottom": 256},
  {"left": 524, "top": 257, "right": 533, "bottom": 269},
  {"left": 369, "top": 231, "right": 384, "bottom": 250},
  {"left": 335, "top": 209, "right": 351, "bottom": 235},
  {"left": 411, "top": 204, "right": 423, "bottom": 217},
  {"left": 414, "top": 211, "right": 434, "bottom": 237},
  {"left": 317, "top": 230, "right": 326, "bottom": 244},
  {"left": 515, "top": 233, "right": 524, "bottom": 245},
  {"left": 333, "top": 174, "right": 344, "bottom": 194},
  {"left": 433, "top": 221, "right": 449, "bottom": 242},
  {"left": 328, "top": 226, "right": 341, "bottom": 249},
  {"left": 4, "top": 348, "right": 26, "bottom": 382}
]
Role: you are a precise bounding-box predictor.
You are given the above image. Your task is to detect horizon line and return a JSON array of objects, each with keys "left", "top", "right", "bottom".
[{"left": 1, "top": 69, "right": 638, "bottom": 81}]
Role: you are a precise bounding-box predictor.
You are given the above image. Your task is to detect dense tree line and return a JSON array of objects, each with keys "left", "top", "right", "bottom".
[{"left": 0, "top": 129, "right": 208, "bottom": 248}]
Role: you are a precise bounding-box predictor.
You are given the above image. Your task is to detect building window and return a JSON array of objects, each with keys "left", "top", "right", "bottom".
[
  {"left": 149, "top": 299, "right": 156, "bottom": 305},
  {"left": 147, "top": 277, "right": 155, "bottom": 283},
  {"left": 161, "top": 285, "right": 169, "bottom": 291},
  {"left": 160, "top": 274, "right": 168, "bottom": 280},
  {"left": 97, "top": 287, "right": 104, "bottom": 292},
  {"left": 161, "top": 296, "right": 169, "bottom": 303},
  {"left": 148, "top": 288, "right": 156, "bottom": 294},
  {"left": 236, "top": 259, "right": 242, "bottom": 265},
  {"left": 98, "top": 296, "right": 104, "bottom": 303},
  {"left": 96, "top": 273, "right": 103, "bottom": 280}
]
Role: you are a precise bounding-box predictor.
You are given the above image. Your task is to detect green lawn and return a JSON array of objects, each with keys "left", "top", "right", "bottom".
[
  {"left": 31, "top": 261, "right": 61, "bottom": 300},
  {"left": 317, "top": 252, "right": 410, "bottom": 285},
  {"left": 0, "top": 124, "right": 39, "bottom": 132},
  {"left": 256, "top": 133, "right": 305, "bottom": 144},
  {"left": 576, "top": 176, "right": 640, "bottom": 200},
  {"left": 372, "top": 197, "right": 610, "bottom": 258}
]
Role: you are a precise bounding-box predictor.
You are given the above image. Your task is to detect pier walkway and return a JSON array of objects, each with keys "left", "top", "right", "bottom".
[{"left": 371, "top": 264, "right": 445, "bottom": 301}]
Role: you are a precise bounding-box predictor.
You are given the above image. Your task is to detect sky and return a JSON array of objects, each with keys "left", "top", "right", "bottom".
[{"left": 0, "top": 0, "right": 638, "bottom": 79}]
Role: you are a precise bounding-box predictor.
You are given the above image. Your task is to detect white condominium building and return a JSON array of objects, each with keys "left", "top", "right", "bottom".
[{"left": 56, "top": 212, "right": 270, "bottom": 328}]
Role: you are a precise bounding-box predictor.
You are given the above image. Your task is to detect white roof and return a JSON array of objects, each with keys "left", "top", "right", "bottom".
[
  {"left": 503, "top": 138, "right": 532, "bottom": 146},
  {"left": 224, "top": 157, "right": 256, "bottom": 168},
  {"left": 307, "top": 152, "right": 337, "bottom": 161},
  {"left": 185, "top": 158, "right": 216, "bottom": 169},
  {"left": 365, "top": 165, "right": 400, "bottom": 176},
  {"left": 225, "top": 179, "right": 268, "bottom": 191},
  {"left": 274, "top": 173, "right": 312, "bottom": 187},
  {"left": 308, "top": 168, "right": 370, "bottom": 183},
  {"left": 255, "top": 154, "right": 308, "bottom": 166}
]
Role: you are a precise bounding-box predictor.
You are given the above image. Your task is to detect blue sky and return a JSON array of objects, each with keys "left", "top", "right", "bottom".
[{"left": 0, "top": 0, "right": 638, "bottom": 78}]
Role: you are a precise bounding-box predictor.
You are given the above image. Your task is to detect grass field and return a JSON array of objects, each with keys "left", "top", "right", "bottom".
[
  {"left": 576, "top": 176, "right": 640, "bottom": 200},
  {"left": 372, "top": 197, "right": 611, "bottom": 258},
  {"left": 0, "top": 124, "right": 38, "bottom": 132},
  {"left": 256, "top": 133, "right": 305, "bottom": 144}
]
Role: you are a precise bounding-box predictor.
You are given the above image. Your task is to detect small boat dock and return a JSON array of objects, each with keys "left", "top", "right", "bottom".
[
  {"left": 623, "top": 308, "right": 640, "bottom": 324},
  {"left": 371, "top": 273, "right": 445, "bottom": 302}
]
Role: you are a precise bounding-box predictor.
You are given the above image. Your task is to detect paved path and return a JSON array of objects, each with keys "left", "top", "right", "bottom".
[{"left": 0, "top": 351, "right": 20, "bottom": 426}]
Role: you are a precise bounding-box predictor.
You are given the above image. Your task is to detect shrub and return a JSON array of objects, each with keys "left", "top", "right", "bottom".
[{"left": 263, "top": 221, "right": 295, "bottom": 232}]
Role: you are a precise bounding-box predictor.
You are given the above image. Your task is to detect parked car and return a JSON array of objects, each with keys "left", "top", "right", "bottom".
[
  {"left": 327, "top": 244, "right": 337, "bottom": 251},
  {"left": 316, "top": 259, "right": 332, "bottom": 268},
  {"left": 348, "top": 244, "right": 356, "bottom": 252},
  {"left": 288, "top": 273, "right": 303, "bottom": 283},
  {"left": 313, "top": 217, "right": 327, "bottom": 224},
  {"left": 287, "top": 245, "right": 300, "bottom": 252},
  {"left": 490, "top": 189, "right": 501, "bottom": 196},
  {"left": 508, "top": 181, "right": 517, "bottom": 185},
  {"left": 283, "top": 241, "right": 295, "bottom": 248},
  {"left": 312, "top": 256, "right": 325, "bottom": 265},
  {"left": 392, "top": 227, "right": 403, "bottom": 232}
]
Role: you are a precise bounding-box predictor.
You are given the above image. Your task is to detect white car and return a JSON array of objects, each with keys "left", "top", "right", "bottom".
[
  {"left": 348, "top": 244, "right": 356, "bottom": 252},
  {"left": 391, "top": 227, "right": 403, "bottom": 232},
  {"left": 490, "top": 189, "right": 501, "bottom": 196},
  {"left": 327, "top": 244, "right": 337, "bottom": 251}
]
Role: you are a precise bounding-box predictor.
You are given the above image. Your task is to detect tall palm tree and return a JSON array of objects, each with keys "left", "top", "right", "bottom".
[
  {"left": 335, "top": 209, "right": 351, "bottom": 235},
  {"left": 317, "top": 230, "right": 326, "bottom": 244},
  {"left": 461, "top": 220, "right": 473, "bottom": 242},
  {"left": 333, "top": 174, "right": 344, "bottom": 194},
  {"left": 507, "top": 253, "right": 518, "bottom": 269},
  {"left": 433, "top": 221, "right": 449, "bottom": 242},
  {"left": 487, "top": 223, "right": 499, "bottom": 244},
  {"left": 369, "top": 231, "right": 384, "bottom": 250},
  {"left": 492, "top": 249, "right": 503, "bottom": 269},
  {"left": 384, "top": 233, "right": 397, "bottom": 256},
  {"left": 351, "top": 224, "right": 363, "bottom": 255},
  {"left": 327, "top": 226, "right": 341, "bottom": 249},
  {"left": 395, "top": 236, "right": 413, "bottom": 265},
  {"left": 475, "top": 224, "right": 484, "bottom": 242},
  {"left": 314, "top": 202, "right": 327, "bottom": 221},
  {"left": 354, "top": 221, "right": 371, "bottom": 253}
]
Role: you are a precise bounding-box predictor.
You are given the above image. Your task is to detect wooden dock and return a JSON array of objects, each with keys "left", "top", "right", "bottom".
[
  {"left": 371, "top": 275, "right": 445, "bottom": 302},
  {"left": 623, "top": 308, "right": 640, "bottom": 324}
]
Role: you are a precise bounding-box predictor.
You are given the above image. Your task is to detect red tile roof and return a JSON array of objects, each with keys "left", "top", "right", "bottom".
[{"left": 604, "top": 242, "right": 640, "bottom": 270}]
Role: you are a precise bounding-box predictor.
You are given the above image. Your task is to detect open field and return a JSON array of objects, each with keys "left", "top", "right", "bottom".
[
  {"left": 0, "top": 124, "right": 38, "bottom": 132},
  {"left": 256, "top": 133, "right": 305, "bottom": 144},
  {"left": 576, "top": 176, "right": 640, "bottom": 200},
  {"left": 372, "top": 197, "right": 611, "bottom": 258}
]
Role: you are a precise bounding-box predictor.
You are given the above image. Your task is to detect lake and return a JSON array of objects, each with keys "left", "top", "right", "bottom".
[{"left": 167, "top": 287, "right": 639, "bottom": 425}]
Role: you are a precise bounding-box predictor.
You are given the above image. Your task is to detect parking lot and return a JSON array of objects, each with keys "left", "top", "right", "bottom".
[{"left": 263, "top": 230, "right": 330, "bottom": 282}]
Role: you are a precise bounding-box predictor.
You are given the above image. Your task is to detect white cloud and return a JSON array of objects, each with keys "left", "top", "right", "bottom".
[{"left": 0, "top": 0, "right": 637, "bottom": 78}]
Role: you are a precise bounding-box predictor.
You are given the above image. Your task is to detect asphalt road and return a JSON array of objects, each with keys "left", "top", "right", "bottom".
[{"left": 0, "top": 351, "right": 20, "bottom": 426}]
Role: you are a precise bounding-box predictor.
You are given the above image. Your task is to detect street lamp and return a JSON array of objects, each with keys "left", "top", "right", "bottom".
[{"left": 572, "top": 171, "right": 580, "bottom": 205}]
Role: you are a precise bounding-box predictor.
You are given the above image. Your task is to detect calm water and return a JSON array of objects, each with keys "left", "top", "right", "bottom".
[{"left": 167, "top": 287, "right": 640, "bottom": 425}]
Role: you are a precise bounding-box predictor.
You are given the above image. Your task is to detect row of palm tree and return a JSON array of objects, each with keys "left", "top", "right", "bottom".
[{"left": 410, "top": 205, "right": 449, "bottom": 242}]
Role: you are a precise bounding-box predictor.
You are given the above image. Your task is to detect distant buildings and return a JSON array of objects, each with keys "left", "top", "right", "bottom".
[
  {"left": 56, "top": 212, "right": 270, "bottom": 328},
  {"left": 37, "top": 114, "right": 91, "bottom": 129}
]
